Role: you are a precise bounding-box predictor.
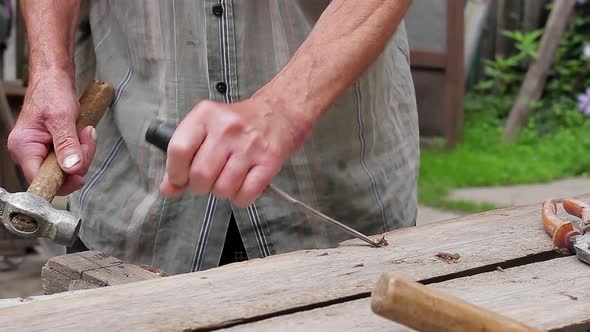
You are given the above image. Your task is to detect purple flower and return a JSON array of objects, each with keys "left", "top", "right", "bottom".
[
  {"left": 579, "top": 0, "right": 588, "bottom": 4},
  {"left": 579, "top": 88, "right": 590, "bottom": 116}
]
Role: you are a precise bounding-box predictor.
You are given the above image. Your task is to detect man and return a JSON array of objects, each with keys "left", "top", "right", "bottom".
[{"left": 8, "top": 0, "right": 419, "bottom": 274}]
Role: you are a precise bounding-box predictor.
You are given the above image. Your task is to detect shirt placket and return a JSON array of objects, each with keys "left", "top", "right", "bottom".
[
  {"left": 192, "top": 0, "right": 240, "bottom": 271},
  {"left": 203, "top": 0, "right": 273, "bottom": 262},
  {"left": 206, "top": 0, "right": 236, "bottom": 103}
]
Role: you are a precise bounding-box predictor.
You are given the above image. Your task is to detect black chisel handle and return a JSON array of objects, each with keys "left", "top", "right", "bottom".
[{"left": 145, "top": 119, "right": 175, "bottom": 152}]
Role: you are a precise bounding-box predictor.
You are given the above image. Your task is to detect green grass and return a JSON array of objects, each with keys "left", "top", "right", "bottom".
[{"left": 418, "top": 94, "right": 590, "bottom": 213}]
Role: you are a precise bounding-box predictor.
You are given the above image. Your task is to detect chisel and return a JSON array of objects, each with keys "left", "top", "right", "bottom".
[{"left": 145, "top": 120, "right": 383, "bottom": 248}]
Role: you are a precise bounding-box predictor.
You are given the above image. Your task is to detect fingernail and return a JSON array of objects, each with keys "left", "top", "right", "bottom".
[
  {"left": 90, "top": 127, "right": 97, "bottom": 141},
  {"left": 63, "top": 154, "right": 81, "bottom": 169}
]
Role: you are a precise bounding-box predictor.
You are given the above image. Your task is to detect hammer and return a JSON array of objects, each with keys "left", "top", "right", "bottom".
[
  {"left": 371, "top": 272, "right": 543, "bottom": 332},
  {"left": 0, "top": 80, "right": 114, "bottom": 246}
]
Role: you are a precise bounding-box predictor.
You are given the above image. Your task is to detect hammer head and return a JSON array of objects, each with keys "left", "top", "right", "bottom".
[{"left": 0, "top": 188, "right": 80, "bottom": 246}]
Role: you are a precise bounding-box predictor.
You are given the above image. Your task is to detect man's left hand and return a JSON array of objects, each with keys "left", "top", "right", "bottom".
[{"left": 160, "top": 96, "right": 310, "bottom": 207}]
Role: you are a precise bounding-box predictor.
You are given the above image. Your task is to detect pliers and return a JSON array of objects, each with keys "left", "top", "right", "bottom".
[{"left": 542, "top": 198, "right": 590, "bottom": 264}]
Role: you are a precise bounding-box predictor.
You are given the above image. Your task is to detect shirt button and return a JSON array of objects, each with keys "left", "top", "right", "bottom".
[
  {"left": 216, "top": 82, "right": 227, "bottom": 94},
  {"left": 212, "top": 4, "right": 223, "bottom": 17}
]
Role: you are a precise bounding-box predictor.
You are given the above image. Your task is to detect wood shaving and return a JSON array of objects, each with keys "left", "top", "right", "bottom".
[
  {"left": 559, "top": 292, "right": 578, "bottom": 300},
  {"left": 352, "top": 263, "right": 364, "bottom": 268},
  {"left": 496, "top": 266, "right": 505, "bottom": 272},
  {"left": 376, "top": 235, "right": 389, "bottom": 246},
  {"left": 317, "top": 252, "right": 329, "bottom": 257},
  {"left": 336, "top": 271, "right": 359, "bottom": 277},
  {"left": 140, "top": 264, "right": 168, "bottom": 277},
  {"left": 435, "top": 252, "right": 460, "bottom": 263}
]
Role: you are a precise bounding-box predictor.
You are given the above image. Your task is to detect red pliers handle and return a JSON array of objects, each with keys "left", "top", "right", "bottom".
[{"left": 542, "top": 199, "right": 590, "bottom": 254}]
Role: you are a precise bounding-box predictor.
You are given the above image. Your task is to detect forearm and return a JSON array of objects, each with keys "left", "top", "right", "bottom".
[
  {"left": 21, "top": 0, "right": 81, "bottom": 80},
  {"left": 257, "top": 0, "right": 411, "bottom": 129}
]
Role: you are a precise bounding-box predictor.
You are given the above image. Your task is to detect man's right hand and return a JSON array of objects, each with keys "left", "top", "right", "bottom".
[{"left": 7, "top": 70, "right": 97, "bottom": 195}]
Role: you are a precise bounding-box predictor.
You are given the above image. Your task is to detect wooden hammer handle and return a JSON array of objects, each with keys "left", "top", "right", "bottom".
[
  {"left": 371, "top": 272, "right": 543, "bottom": 332},
  {"left": 26, "top": 80, "right": 115, "bottom": 202}
]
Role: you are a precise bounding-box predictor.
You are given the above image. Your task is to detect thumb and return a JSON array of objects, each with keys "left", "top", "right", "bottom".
[{"left": 46, "top": 117, "right": 84, "bottom": 175}]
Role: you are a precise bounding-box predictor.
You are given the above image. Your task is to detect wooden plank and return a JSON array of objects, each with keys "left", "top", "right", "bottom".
[
  {"left": 413, "top": 70, "right": 447, "bottom": 137},
  {"left": 222, "top": 257, "right": 590, "bottom": 332},
  {"left": 41, "top": 251, "right": 164, "bottom": 294},
  {"left": 0, "top": 78, "right": 24, "bottom": 195},
  {"left": 83, "top": 263, "right": 163, "bottom": 286},
  {"left": 0, "top": 196, "right": 584, "bottom": 332},
  {"left": 444, "top": 0, "right": 465, "bottom": 149},
  {"left": 0, "top": 290, "right": 93, "bottom": 309},
  {"left": 410, "top": 49, "right": 446, "bottom": 69},
  {"left": 15, "top": 4, "right": 26, "bottom": 82},
  {"left": 46, "top": 251, "right": 122, "bottom": 280},
  {"left": 2, "top": 80, "right": 26, "bottom": 98}
]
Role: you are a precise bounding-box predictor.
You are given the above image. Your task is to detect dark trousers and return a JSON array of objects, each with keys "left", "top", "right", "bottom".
[{"left": 67, "top": 214, "right": 248, "bottom": 267}]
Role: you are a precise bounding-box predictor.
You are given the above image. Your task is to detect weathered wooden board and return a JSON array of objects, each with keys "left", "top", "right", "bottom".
[
  {"left": 0, "top": 290, "right": 92, "bottom": 310},
  {"left": 41, "top": 251, "right": 165, "bottom": 294},
  {"left": 222, "top": 257, "right": 590, "bottom": 332},
  {"left": 0, "top": 196, "right": 585, "bottom": 331}
]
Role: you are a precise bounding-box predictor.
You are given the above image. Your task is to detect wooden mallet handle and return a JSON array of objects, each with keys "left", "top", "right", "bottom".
[
  {"left": 11, "top": 80, "right": 114, "bottom": 232},
  {"left": 371, "top": 272, "right": 543, "bottom": 332}
]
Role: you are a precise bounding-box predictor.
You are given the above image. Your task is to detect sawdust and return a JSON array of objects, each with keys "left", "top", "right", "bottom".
[
  {"left": 435, "top": 252, "right": 460, "bottom": 263},
  {"left": 317, "top": 252, "right": 329, "bottom": 257}
]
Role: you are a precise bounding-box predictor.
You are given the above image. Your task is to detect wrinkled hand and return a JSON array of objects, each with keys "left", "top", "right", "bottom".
[
  {"left": 7, "top": 70, "right": 97, "bottom": 195},
  {"left": 160, "top": 95, "right": 311, "bottom": 207}
]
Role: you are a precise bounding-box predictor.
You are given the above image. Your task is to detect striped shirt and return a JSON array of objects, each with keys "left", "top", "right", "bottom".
[{"left": 70, "top": 0, "right": 419, "bottom": 275}]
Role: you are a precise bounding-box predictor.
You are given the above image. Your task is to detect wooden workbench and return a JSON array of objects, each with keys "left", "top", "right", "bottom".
[{"left": 1, "top": 195, "right": 589, "bottom": 331}]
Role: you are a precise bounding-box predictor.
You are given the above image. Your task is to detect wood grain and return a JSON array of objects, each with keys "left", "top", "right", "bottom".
[
  {"left": 0, "top": 196, "right": 585, "bottom": 332},
  {"left": 41, "top": 251, "right": 163, "bottom": 294},
  {"left": 223, "top": 257, "right": 590, "bottom": 332}
]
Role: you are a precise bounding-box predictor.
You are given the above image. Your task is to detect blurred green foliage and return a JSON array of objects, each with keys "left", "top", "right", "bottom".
[
  {"left": 419, "top": 4, "right": 590, "bottom": 212},
  {"left": 419, "top": 95, "right": 590, "bottom": 213}
]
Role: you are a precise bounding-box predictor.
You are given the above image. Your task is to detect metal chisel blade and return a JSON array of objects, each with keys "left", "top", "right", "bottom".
[{"left": 264, "top": 185, "right": 383, "bottom": 247}]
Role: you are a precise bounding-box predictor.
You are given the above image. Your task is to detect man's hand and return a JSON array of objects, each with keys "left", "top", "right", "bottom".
[
  {"left": 13, "top": 0, "right": 85, "bottom": 195},
  {"left": 7, "top": 70, "right": 97, "bottom": 195},
  {"left": 160, "top": 95, "right": 310, "bottom": 207}
]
